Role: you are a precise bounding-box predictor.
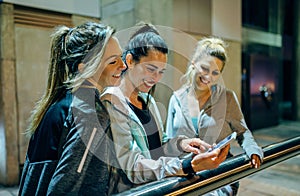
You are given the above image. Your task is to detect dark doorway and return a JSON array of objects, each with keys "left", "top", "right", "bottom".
[
  {"left": 241, "top": 0, "right": 296, "bottom": 129},
  {"left": 242, "top": 53, "right": 280, "bottom": 130}
]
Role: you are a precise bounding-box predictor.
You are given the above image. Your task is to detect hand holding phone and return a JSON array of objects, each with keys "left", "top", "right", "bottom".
[{"left": 207, "top": 132, "right": 237, "bottom": 152}]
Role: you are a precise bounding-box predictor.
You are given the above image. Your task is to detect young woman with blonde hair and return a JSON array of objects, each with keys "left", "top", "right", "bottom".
[
  {"left": 19, "top": 21, "right": 126, "bottom": 195},
  {"left": 166, "top": 37, "right": 263, "bottom": 195}
]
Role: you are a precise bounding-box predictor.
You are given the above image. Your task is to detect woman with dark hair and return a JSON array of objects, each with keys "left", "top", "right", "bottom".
[
  {"left": 19, "top": 21, "right": 126, "bottom": 195},
  {"left": 101, "top": 23, "right": 229, "bottom": 192}
]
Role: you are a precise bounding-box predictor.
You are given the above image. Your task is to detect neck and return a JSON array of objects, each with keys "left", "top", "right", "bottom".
[
  {"left": 121, "top": 76, "right": 143, "bottom": 108},
  {"left": 191, "top": 87, "right": 211, "bottom": 110},
  {"left": 193, "top": 86, "right": 210, "bottom": 100},
  {"left": 86, "top": 78, "right": 103, "bottom": 93}
]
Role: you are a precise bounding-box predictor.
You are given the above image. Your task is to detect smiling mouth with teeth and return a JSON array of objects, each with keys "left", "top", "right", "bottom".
[
  {"left": 112, "top": 73, "right": 121, "bottom": 78},
  {"left": 143, "top": 80, "right": 155, "bottom": 88},
  {"left": 200, "top": 76, "right": 209, "bottom": 84}
]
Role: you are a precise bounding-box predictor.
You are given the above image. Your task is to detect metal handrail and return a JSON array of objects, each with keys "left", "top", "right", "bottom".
[{"left": 116, "top": 136, "right": 300, "bottom": 196}]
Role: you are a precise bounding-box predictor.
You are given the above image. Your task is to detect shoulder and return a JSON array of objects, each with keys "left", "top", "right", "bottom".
[
  {"left": 51, "top": 91, "right": 73, "bottom": 111},
  {"left": 224, "top": 89, "right": 242, "bottom": 111},
  {"left": 102, "top": 86, "right": 123, "bottom": 96},
  {"left": 44, "top": 92, "right": 72, "bottom": 123},
  {"left": 102, "top": 86, "right": 123, "bottom": 100},
  {"left": 225, "top": 89, "right": 236, "bottom": 97},
  {"left": 70, "top": 87, "right": 110, "bottom": 120},
  {"left": 225, "top": 89, "right": 238, "bottom": 101},
  {"left": 101, "top": 86, "right": 126, "bottom": 107},
  {"left": 174, "top": 85, "right": 189, "bottom": 97},
  {"left": 168, "top": 93, "right": 179, "bottom": 106},
  {"left": 170, "top": 85, "right": 189, "bottom": 103},
  {"left": 101, "top": 87, "right": 131, "bottom": 117}
]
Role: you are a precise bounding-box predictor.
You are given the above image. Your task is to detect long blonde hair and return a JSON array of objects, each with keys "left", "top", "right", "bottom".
[
  {"left": 67, "top": 26, "right": 115, "bottom": 91},
  {"left": 181, "top": 37, "right": 228, "bottom": 86},
  {"left": 27, "top": 22, "right": 114, "bottom": 134}
]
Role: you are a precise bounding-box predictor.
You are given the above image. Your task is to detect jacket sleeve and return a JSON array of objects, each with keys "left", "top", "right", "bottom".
[
  {"left": 238, "top": 130, "right": 264, "bottom": 160},
  {"left": 166, "top": 94, "right": 177, "bottom": 138},
  {"left": 103, "top": 101, "right": 186, "bottom": 184},
  {"left": 227, "top": 91, "right": 264, "bottom": 160},
  {"left": 47, "top": 102, "right": 112, "bottom": 195}
]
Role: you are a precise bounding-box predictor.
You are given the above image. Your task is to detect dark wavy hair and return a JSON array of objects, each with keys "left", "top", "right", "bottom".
[{"left": 122, "top": 22, "right": 168, "bottom": 107}]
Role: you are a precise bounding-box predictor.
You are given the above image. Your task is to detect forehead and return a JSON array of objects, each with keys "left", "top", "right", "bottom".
[
  {"left": 195, "top": 56, "right": 223, "bottom": 70},
  {"left": 103, "top": 36, "right": 122, "bottom": 56},
  {"left": 139, "top": 50, "right": 167, "bottom": 65}
]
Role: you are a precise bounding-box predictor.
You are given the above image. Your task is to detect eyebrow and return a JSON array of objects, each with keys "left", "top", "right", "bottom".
[
  {"left": 197, "top": 64, "right": 220, "bottom": 73},
  {"left": 199, "top": 62, "right": 210, "bottom": 67},
  {"left": 146, "top": 63, "right": 166, "bottom": 71},
  {"left": 104, "top": 54, "right": 121, "bottom": 63}
]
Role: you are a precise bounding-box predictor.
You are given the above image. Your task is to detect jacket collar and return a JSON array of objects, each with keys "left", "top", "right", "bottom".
[{"left": 174, "top": 84, "right": 226, "bottom": 109}]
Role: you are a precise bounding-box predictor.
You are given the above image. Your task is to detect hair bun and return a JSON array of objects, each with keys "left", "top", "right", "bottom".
[{"left": 130, "top": 22, "right": 160, "bottom": 39}]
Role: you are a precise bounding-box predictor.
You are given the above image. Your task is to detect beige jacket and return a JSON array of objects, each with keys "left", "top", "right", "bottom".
[
  {"left": 166, "top": 84, "right": 263, "bottom": 160},
  {"left": 101, "top": 86, "right": 188, "bottom": 191}
]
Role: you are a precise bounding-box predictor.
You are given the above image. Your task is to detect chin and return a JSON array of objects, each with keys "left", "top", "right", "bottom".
[
  {"left": 112, "top": 82, "right": 121, "bottom": 87},
  {"left": 114, "top": 78, "right": 123, "bottom": 85},
  {"left": 140, "top": 89, "right": 150, "bottom": 93},
  {"left": 196, "top": 83, "right": 209, "bottom": 91},
  {"left": 139, "top": 86, "right": 151, "bottom": 93}
]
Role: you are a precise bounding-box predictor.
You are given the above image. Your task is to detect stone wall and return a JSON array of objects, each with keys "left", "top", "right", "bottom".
[
  {"left": 0, "top": 2, "right": 99, "bottom": 185},
  {"left": 0, "top": 3, "right": 19, "bottom": 185}
]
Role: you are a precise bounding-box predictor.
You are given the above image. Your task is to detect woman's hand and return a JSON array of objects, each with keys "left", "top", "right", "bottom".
[
  {"left": 191, "top": 144, "right": 230, "bottom": 172},
  {"left": 251, "top": 154, "right": 262, "bottom": 168},
  {"left": 180, "top": 138, "right": 212, "bottom": 154}
]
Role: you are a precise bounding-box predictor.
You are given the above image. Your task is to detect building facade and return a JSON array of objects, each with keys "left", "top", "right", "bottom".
[{"left": 0, "top": 0, "right": 299, "bottom": 186}]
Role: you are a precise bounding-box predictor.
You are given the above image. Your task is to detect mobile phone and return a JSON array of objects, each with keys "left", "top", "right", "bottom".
[{"left": 207, "top": 132, "right": 237, "bottom": 152}]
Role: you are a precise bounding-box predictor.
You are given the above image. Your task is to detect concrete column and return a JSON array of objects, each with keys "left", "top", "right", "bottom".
[
  {"left": 212, "top": 0, "right": 242, "bottom": 101},
  {"left": 212, "top": 0, "right": 241, "bottom": 41},
  {"left": 0, "top": 3, "right": 19, "bottom": 185},
  {"left": 101, "top": 0, "right": 136, "bottom": 30}
]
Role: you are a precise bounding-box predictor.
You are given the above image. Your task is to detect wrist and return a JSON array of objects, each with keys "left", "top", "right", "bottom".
[
  {"left": 182, "top": 158, "right": 195, "bottom": 174},
  {"left": 177, "top": 138, "right": 184, "bottom": 152},
  {"left": 176, "top": 135, "right": 188, "bottom": 152}
]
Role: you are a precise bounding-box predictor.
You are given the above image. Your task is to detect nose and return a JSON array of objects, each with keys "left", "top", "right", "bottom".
[
  {"left": 151, "top": 71, "right": 163, "bottom": 83},
  {"left": 202, "top": 73, "right": 211, "bottom": 82},
  {"left": 119, "top": 58, "right": 127, "bottom": 72},
  {"left": 120, "top": 60, "right": 127, "bottom": 70}
]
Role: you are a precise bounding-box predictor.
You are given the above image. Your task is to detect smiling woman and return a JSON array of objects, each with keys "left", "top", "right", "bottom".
[
  {"left": 166, "top": 36, "right": 264, "bottom": 196},
  {"left": 18, "top": 21, "right": 127, "bottom": 196},
  {"left": 126, "top": 50, "right": 167, "bottom": 94},
  {"left": 100, "top": 23, "right": 229, "bottom": 193},
  {"left": 81, "top": 36, "right": 125, "bottom": 90}
]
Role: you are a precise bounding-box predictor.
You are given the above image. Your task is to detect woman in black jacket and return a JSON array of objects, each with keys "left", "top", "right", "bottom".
[{"left": 19, "top": 21, "right": 126, "bottom": 196}]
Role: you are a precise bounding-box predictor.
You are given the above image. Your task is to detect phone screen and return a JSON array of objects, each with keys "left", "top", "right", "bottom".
[{"left": 207, "top": 132, "right": 237, "bottom": 152}]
